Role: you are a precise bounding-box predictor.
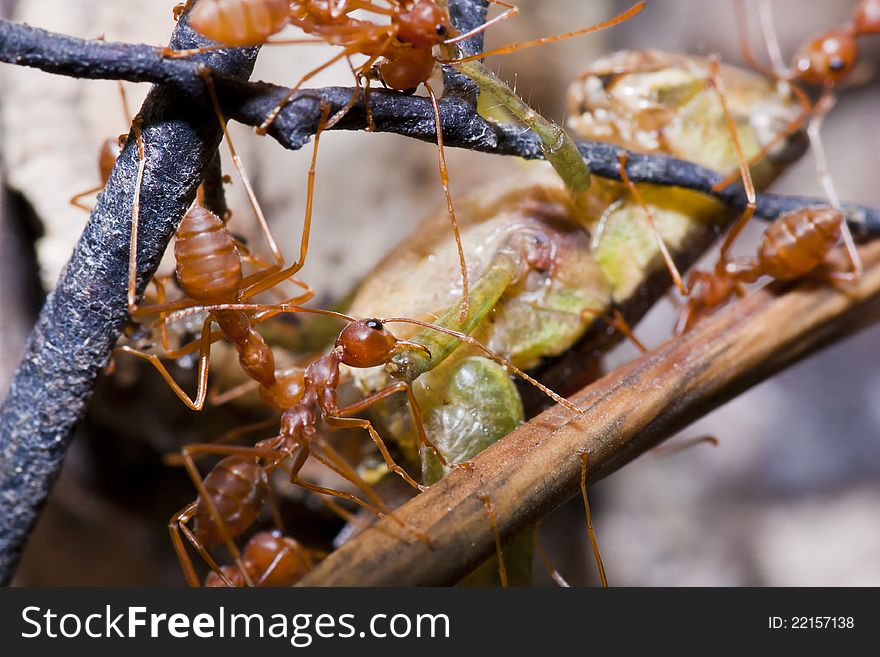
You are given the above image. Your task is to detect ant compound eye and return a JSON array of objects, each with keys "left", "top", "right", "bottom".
[
  {"left": 366, "top": 318, "right": 383, "bottom": 331},
  {"left": 829, "top": 57, "right": 845, "bottom": 72},
  {"left": 435, "top": 23, "right": 448, "bottom": 36}
]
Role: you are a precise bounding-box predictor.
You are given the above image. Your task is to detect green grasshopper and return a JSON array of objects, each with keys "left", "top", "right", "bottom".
[{"left": 344, "top": 51, "right": 805, "bottom": 584}]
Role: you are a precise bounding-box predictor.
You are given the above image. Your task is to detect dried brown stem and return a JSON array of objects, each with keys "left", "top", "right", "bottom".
[{"left": 299, "top": 241, "right": 880, "bottom": 586}]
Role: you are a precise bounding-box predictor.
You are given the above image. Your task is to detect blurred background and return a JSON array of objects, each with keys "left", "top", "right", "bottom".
[{"left": 1, "top": 0, "right": 879, "bottom": 585}]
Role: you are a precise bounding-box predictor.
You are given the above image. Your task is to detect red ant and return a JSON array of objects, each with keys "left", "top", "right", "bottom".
[
  {"left": 678, "top": 205, "right": 849, "bottom": 332},
  {"left": 169, "top": 0, "right": 645, "bottom": 325},
  {"left": 616, "top": 54, "right": 859, "bottom": 331},
  {"left": 69, "top": 81, "right": 132, "bottom": 212},
  {"left": 203, "top": 530, "right": 320, "bottom": 587},
  {"left": 116, "top": 71, "right": 335, "bottom": 408},
  {"left": 166, "top": 308, "right": 581, "bottom": 585},
  {"left": 718, "top": 0, "right": 880, "bottom": 271}
]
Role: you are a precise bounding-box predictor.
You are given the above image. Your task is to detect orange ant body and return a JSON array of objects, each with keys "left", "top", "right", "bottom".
[
  {"left": 172, "top": 0, "right": 645, "bottom": 324},
  {"left": 678, "top": 206, "right": 847, "bottom": 332},
  {"left": 614, "top": 53, "right": 859, "bottom": 330},
  {"left": 165, "top": 305, "right": 582, "bottom": 585},
  {"left": 69, "top": 81, "right": 132, "bottom": 212},
  {"left": 204, "top": 530, "right": 317, "bottom": 587},
  {"left": 165, "top": 314, "right": 451, "bottom": 586},
  {"left": 118, "top": 201, "right": 315, "bottom": 410},
  {"left": 117, "top": 71, "right": 335, "bottom": 409},
  {"left": 720, "top": 0, "right": 880, "bottom": 271}
]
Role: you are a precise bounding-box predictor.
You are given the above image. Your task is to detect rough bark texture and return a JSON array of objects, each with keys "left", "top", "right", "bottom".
[
  {"left": 0, "top": 10, "right": 258, "bottom": 584},
  {"left": 2, "top": 18, "right": 878, "bottom": 230}
]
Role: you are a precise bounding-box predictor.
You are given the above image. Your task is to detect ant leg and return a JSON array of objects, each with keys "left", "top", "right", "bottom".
[
  {"left": 323, "top": 413, "right": 424, "bottom": 491},
  {"left": 715, "top": 9, "right": 814, "bottom": 194},
  {"left": 617, "top": 152, "right": 688, "bottom": 295},
  {"left": 335, "top": 380, "right": 461, "bottom": 472},
  {"left": 169, "top": 502, "right": 235, "bottom": 587},
  {"left": 480, "top": 495, "right": 508, "bottom": 587},
  {"left": 732, "top": 0, "right": 778, "bottom": 78},
  {"left": 69, "top": 184, "right": 104, "bottom": 212},
  {"left": 580, "top": 306, "right": 649, "bottom": 353},
  {"left": 257, "top": 47, "right": 357, "bottom": 134},
  {"left": 361, "top": 69, "right": 376, "bottom": 132},
  {"left": 128, "top": 115, "right": 147, "bottom": 311},
  {"left": 756, "top": 0, "right": 787, "bottom": 75},
  {"left": 578, "top": 452, "right": 608, "bottom": 587},
  {"left": 287, "top": 437, "right": 429, "bottom": 542},
  {"left": 309, "top": 434, "right": 400, "bottom": 514},
  {"left": 653, "top": 435, "right": 720, "bottom": 457},
  {"left": 164, "top": 419, "right": 279, "bottom": 466},
  {"left": 114, "top": 316, "right": 213, "bottom": 411},
  {"left": 707, "top": 57, "right": 757, "bottom": 265},
  {"left": 806, "top": 92, "right": 863, "bottom": 278},
  {"left": 424, "top": 82, "right": 470, "bottom": 324},
  {"left": 237, "top": 102, "right": 334, "bottom": 301},
  {"left": 207, "top": 379, "right": 262, "bottom": 407},
  {"left": 161, "top": 38, "right": 325, "bottom": 59},
  {"left": 177, "top": 443, "right": 288, "bottom": 587},
  {"left": 441, "top": 0, "right": 519, "bottom": 46},
  {"left": 147, "top": 275, "right": 176, "bottom": 352},
  {"left": 117, "top": 80, "right": 133, "bottom": 126},
  {"left": 289, "top": 468, "right": 423, "bottom": 543},
  {"left": 264, "top": 486, "right": 286, "bottom": 536},
  {"left": 437, "top": 2, "right": 645, "bottom": 64},
  {"left": 533, "top": 521, "right": 571, "bottom": 587},
  {"left": 309, "top": 435, "right": 439, "bottom": 548},
  {"left": 675, "top": 269, "right": 726, "bottom": 335},
  {"left": 200, "top": 68, "right": 283, "bottom": 265}
]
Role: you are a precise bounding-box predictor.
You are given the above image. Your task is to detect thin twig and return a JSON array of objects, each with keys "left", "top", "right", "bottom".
[
  {"left": 298, "top": 240, "right": 880, "bottom": 585},
  {"left": 0, "top": 10, "right": 258, "bottom": 585},
  {"left": 1, "top": 18, "right": 878, "bottom": 230}
]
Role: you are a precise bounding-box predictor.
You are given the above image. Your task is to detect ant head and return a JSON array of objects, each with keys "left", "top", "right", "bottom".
[
  {"left": 792, "top": 30, "right": 858, "bottom": 86},
  {"left": 854, "top": 0, "right": 880, "bottom": 35},
  {"left": 394, "top": 1, "right": 453, "bottom": 47},
  {"left": 336, "top": 318, "right": 400, "bottom": 368}
]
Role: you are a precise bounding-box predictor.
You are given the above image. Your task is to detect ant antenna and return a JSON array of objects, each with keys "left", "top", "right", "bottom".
[{"left": 382, "top": 317, "right": 584, "bottom": 414}]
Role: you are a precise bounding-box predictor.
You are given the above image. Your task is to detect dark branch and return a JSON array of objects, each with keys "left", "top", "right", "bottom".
[
  {"left": 442, "top": 0, "right": 488, "bottom": 103},
  {"left": 2, "top": 18, "right": 878, "bottom": 233},
  {"left": 0, "top": 13, "right": 258, "bottom": 584}
]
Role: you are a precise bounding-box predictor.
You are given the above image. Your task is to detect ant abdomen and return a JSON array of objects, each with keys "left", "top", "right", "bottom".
[
  {"left": 193, "top": 456, "right": 268, "bottom": 546},
  {"left": 174, "top": 206, "right": 243, "bottom": 304},
  {"left": 190, "top": 0, "right": 291, "bottom": 47},
  {"left": 758, "top": 207, "right": 844, "bottom": 280},
  {"left": 243, "top": 530, "right": 312, "bottom": 586}
]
